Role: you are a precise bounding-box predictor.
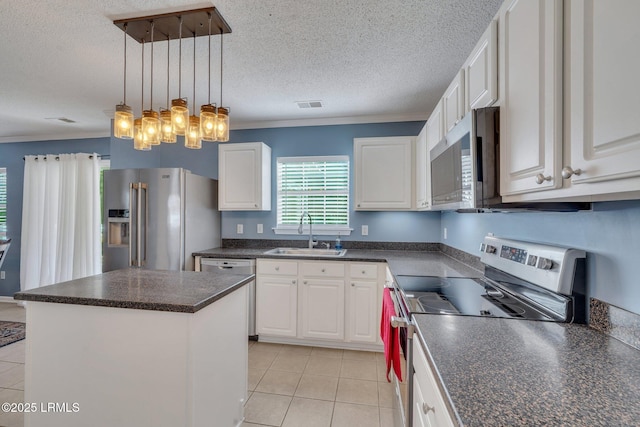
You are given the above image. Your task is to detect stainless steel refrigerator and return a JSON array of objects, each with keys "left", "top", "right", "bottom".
[{"left": 103, "top": 168, "right": 220, "bottom": 272}]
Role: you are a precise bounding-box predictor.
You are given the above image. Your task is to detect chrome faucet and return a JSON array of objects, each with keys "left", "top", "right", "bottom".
[{"left": 298, "top": 211, "right": 318, "bottom": 249}]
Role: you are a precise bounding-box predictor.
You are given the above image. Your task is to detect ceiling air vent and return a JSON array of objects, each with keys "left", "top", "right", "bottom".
[
  {"left": 296, "top": 100, "right": 323, "bottom": 109},
  {"left": 45, "top": 117, "right": 76, "bottom": 124}
]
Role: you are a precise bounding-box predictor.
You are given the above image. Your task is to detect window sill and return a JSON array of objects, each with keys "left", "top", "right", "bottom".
[{"left": 272, "top": 225, "right": 353, "bottom": 237}]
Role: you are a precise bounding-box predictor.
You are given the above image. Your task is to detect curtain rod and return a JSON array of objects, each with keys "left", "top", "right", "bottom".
[{"left": 22, "top": 154, "right": 108, "bottom": 161}]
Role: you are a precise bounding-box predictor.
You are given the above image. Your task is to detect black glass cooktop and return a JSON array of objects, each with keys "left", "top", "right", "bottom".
[{"left": 394, "top": 275, "right": 563, "bottom": 321}]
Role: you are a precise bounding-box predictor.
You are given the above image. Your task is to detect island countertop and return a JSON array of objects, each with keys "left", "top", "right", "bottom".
[{"left": 13, "top": 268, "right": 254, "bottom": 313}]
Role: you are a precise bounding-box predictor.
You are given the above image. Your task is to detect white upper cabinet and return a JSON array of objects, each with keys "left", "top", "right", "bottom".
[
  {"left": 415, "top": 124, "right": 430, "bottom": 210},
  {"left": 218, "top": 142, "right": 271, "bottom": 210},
  {"left": 443, "top": 70, "right": 465, "bottom": 134},
  {"left": 498, "top": 0, "right": 564, "bottom": 196},
  {"left": 564, "top": 0, "right": 640, "bottom": 192},
  {"left": 426, "top": 99, "right": 444, "bottom": 150},
  {"left": 464, "top": 19, "right": 498, "bottom": 111},
  {"left": 354, "top": 137, "right": 414, "bottom": 210}
]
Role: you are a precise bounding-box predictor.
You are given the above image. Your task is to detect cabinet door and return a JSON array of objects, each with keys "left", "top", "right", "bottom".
[
  {"left": 426, "top": 100, "right": 444, "bottom": 150},
  {"left": 354, "top": 137, "right": 414, "bottom": 210},
  {"left": 299, "top": 279, "right": 345, "bottom": 341},
  {"left": 566, "top": 0, "right": 640, "bottom": 188},
  {"left": 442, "top": 70, "right": 465, "bottom": 133},
  {"left": 464, "top": 20, "right": 498, "bottom": 110},
  {"left": 346, "top": 280, "right": 378, "bottom": 344},
  {"left": 415, "top": 124, "right": 430, "bottom": 210},
  {"left": 256, "top": 276, "right": 297, "bottom": 337},
  {"left": 499, "top": 0, "right": 563, "bottom": 196},
  {"left": 218, "top": 142, "right": 271, "bottom": 210}
]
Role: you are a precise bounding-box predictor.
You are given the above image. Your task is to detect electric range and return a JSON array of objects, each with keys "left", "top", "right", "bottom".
[{"left": 388, "top": 236, "right": 587, "bottom": 427}]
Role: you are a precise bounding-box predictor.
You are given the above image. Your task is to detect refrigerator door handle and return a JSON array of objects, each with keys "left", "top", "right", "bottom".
[
  {"left": 139, "top": 182, "right": 148, "bottom": 267},
  {"left": 129, "top": 183, "right": 137, "bottom": 266}
]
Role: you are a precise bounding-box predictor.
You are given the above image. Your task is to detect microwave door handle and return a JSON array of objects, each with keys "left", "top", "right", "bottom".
[
  {"left": 138, "top": 183, "right": 148, "bottom": 267},
  {"left": 476, "top": 135, "right": 483, "bottom": 182}
]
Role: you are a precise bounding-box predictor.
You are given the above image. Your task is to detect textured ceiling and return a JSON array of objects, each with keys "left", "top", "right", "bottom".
[{"left": 0, "top": 0, "right": 503, "bottom": 143}]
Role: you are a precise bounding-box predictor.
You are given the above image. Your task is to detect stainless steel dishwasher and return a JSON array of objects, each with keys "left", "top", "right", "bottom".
[{"left": 199, "top": 258, "right": 257, "bottom": 339}]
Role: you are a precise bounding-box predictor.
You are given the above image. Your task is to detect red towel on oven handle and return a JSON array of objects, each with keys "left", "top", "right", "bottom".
[{"left": 380, "top": 287, "right": 403, "bottom": 382}]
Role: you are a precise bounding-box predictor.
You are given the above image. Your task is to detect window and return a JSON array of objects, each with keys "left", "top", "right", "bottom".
[
  {"left": 275, "top": 156, "right": 351, "bottom": 236},
  {"left": 0, "top": 168, "right": 6, "bottom": 239}
]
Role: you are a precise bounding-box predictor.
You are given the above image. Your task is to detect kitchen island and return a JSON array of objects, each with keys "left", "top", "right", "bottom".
[{"left": 14, "top": 268, "right": 254, "bottom": 427}]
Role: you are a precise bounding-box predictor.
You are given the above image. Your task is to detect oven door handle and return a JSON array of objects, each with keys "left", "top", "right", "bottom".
[{"left": 391, "top": 316, "right": 411, "bottom": 328}]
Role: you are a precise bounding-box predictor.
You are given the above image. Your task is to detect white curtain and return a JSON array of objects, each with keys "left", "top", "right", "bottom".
[{"left": 20, "top": 153, "right": 101, "bottom": 290}]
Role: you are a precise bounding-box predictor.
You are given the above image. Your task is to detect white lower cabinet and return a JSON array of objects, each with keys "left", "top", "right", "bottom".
[
  {"left": 412, "top": 338, "right": 455, "bottom": 427},
  {"left": 256, "top": 259, "right": 384, "bottom": 348},
  {"left": 300, "top": 279, "right": 345, "bottom": 340},
  {"left": 256, "top": 260, "right": 298, "bottom": 338}
]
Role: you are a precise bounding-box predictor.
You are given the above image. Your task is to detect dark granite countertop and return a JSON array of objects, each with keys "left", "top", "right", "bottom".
[
  {"left": 14, "top": 269, "right": 254, "bottom": 313},
  {"left": 193, "top": 247, "right": 483, "bottom": 278},
  {"left": 413, "top": 314, "right": 640, "bottom": 426}
]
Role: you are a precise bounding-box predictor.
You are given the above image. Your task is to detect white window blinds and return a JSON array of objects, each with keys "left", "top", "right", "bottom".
[
  {"left": 0, "top": 168, "right": 6, "bottom": 238},
  {"left": 276, "top": 156, "right": 350, "bottom": 233}
]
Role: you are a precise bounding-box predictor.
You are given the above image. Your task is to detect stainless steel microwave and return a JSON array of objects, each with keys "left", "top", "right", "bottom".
[
  {"left": 430, "top": 107, "right": 500, "bottom": 210},
  {"left": 429, "top": 107, "right": 590, "bottom": 212}
]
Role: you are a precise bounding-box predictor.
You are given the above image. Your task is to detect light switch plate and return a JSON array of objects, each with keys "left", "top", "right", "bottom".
[
  {"left": 237, "top": 224, "right": 244, "bottom": 234},
  {"left": 257, "top": 224, "right": 263, "bottom": 234},
  {"left": 0, "top": 271, "right": 4, "bottom": 280},
  {"left": 362, "top": 225, "right": 369, "bottom": 236}
]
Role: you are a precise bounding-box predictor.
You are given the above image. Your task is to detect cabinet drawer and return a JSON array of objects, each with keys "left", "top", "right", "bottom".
[
  {"left": 257, "top": 259, "right": 298, "bottom": 276},
  {"left": 300, "top": 262, "right": 345, "bottom": 278},
  {"left": 349, "top": 263, "right": 378, "bottom": 280}
]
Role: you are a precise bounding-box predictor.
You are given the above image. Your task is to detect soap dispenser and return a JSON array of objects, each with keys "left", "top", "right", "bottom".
[{"left": 335, "top": 234, "right": 342, "bottom": 251}]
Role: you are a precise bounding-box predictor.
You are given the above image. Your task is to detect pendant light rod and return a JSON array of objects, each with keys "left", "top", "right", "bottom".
[
  {"left": 166, "top": 36, "right": 170, "bottom": 108},
  {"left": 219, "top": 32, "right": 224, "bottom": 107},
  {"left": 123, "top": 24, "right": 128, "bottom": 104},
  {"left": 150, "top": 21, "right": 154, "bottom": 109},
  {"left": 178, "top": 17, "right": 183, "bottom": 99},
  {"left": 192, "top": 33, "right": 196, "bottom": 113},
  {"left": 141, "top": 39, "right": 144, "bottom": 112},
  {"left": 208, "top": 14, "right": 212, "bottom": 105}
]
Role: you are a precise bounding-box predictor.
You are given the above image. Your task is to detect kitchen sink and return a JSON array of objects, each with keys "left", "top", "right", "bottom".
[{"left": 263, "top": 247, "right": 347, "bottom": 257}]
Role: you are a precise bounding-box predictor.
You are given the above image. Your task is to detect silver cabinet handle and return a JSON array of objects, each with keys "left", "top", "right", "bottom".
[
  {"left": 303, "top": 280, "right": 308, "bottom": 284},
  {"left": 275, "top": 266, "right": 280, "bottom": 271},
  {"left": 422, "top": 403, "right": 435, "bottom": 414},
  {"left": 535, "top": 174, "right": 552, "bottom": 184},
  {"left": 361, "top": 270, "right": 366, "bottom": 274},
  {"left": 561, "top": 166, "right": 582, "bottom": 179},
  {"left": 351, "top": 283, "right": 355, "bottom": 287},
  {"left": 321, "top": 268, "right": 325, "bottom": 273},
  {"left": 292, "top": 280, "right": 296, "bottom": 284}
]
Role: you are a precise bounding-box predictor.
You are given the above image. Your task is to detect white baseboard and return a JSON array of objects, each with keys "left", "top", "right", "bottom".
[{"left": 0, "top": 296, "right": 19, "bottom": 304}]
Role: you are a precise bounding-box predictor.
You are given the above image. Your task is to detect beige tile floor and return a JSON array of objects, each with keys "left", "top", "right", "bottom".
[
  {"left": 244, "top": 341, "right": 398, "bottom": 427},
  {"left": 0, "top": 302, "right": 399, "bottom": 427}
]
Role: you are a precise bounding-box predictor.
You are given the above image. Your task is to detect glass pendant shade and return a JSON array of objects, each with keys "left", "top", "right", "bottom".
[
  {"left": 171, "top": 98, "right": 189, "bottom": 135},
  {"left": 133, "top": 118, "right": 151, "bottom": 151},
  {"left": 185, "top": 115, "right": 202, "bottom": 149},
  {"left": 200, "top": 104, "right": 218, "bottom": 141},
  {"left": 216, "top": 107, "right": 230, "bottom": 142},
  {"left": 160, "top": 109, "right": 176, "bottom": 143},
  {"left": 142, "top": 110, "right": 161, "bottom": 145},
  {"left": 114, "top": 104, "right": 134, "bottom": 139}
]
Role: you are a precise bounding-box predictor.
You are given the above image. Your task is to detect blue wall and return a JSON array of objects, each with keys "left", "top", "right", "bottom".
[
  {"left": 441, "top": 200, "right": 640, "bottom": 315},
  {"left": 110, "top": 121, "right": 443, "bottom": 243},
  {"left": 0, "top": 138, "right": 110, "bottom": 296}
]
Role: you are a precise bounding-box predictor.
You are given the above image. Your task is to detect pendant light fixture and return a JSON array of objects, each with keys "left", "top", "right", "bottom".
[
  {"left": 216, "top": 31, "right": 230, "bottom": 142},
  {"left": 114, "top": 24, "right": 134, "bottom": 139},
  {"left": 142, "top": 22, "right": 161, "bottom": 145},
  {"left": 160, "top": 36, "right": 176, "bottom": 143},
  {"left": 171, "top": 17, "right": 189, "bottom": 136},
  {"left": 113, "top": 7, "right": 232, "bottom": 150},
  {"left": 185, "top": 33, "right": 202, "bottom": 149},
  {"left": 134, "top": 40, "right": 150, "bottom": 151},
  {"left": 200, "top": 14, "right": 218, "bottom": 142}
]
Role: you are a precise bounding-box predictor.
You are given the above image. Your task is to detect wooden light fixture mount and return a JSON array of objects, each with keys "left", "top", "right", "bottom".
[{"left": 113, "top": 7, "right": 232, "bottom": 43}]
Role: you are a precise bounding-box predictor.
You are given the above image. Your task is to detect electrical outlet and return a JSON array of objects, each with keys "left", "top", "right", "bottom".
[
  {"left": 257, "top": 224, "right": 263, "bottom": 234},
  {"left": 443, "top": 227, "right": 448, "bottom": 240},
  {"left": 0, "top": 271, "right": 4, "bottom": 280},
  {"left": 236, "top": 224, "right": 244, "bottom": 234},
  {"left": 361, "top": 225, "right": 369, "bottom": 236}
]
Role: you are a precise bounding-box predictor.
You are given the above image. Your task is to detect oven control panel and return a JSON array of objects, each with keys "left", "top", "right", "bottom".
[{"left": 480, "top": 236, "right": 585, "bottom": 295}]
